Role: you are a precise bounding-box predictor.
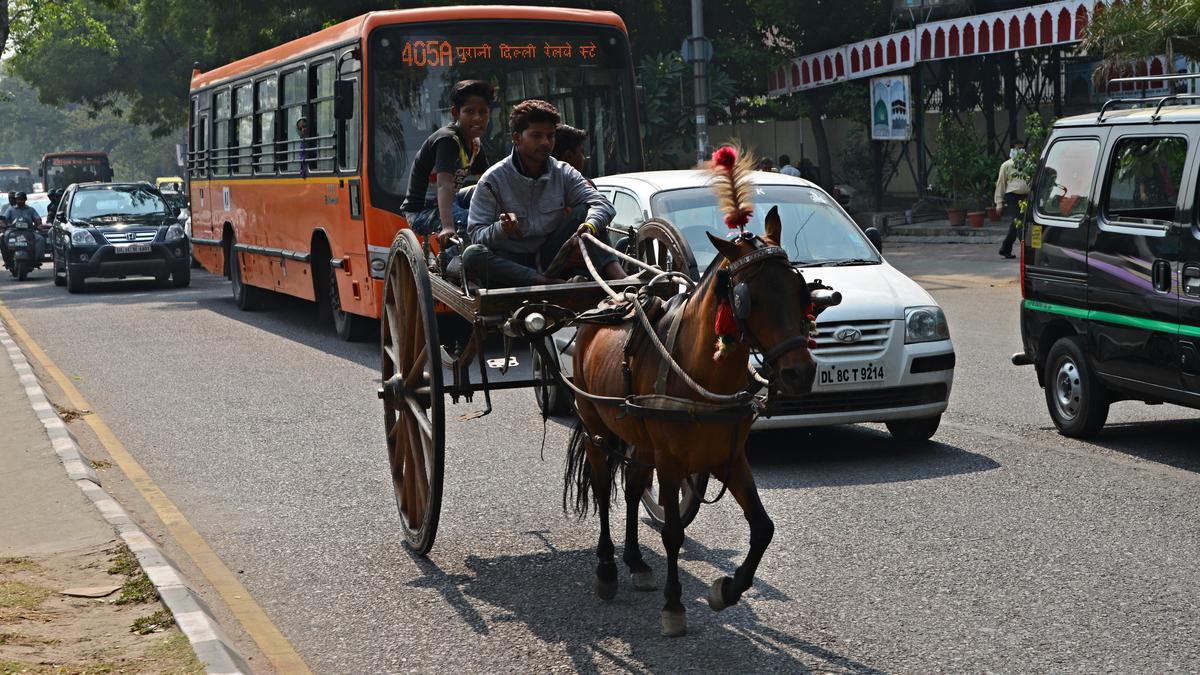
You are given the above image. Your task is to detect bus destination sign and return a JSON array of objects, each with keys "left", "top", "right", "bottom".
[{"left": 400, "top": 40, "right": 599, "bottom": 68}]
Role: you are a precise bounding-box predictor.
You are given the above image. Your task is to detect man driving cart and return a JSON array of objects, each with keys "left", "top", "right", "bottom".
[{"left": 461, "top": 99, "right": 622, "bottom": 287}]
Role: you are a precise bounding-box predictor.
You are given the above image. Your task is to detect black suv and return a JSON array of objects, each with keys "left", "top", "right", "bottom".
[
  {"left": 50, "top": 183, "right": 191, "bottom": 293},
  {"left": 1015, "top": 82, "right": 1200, "bottom": 437}
]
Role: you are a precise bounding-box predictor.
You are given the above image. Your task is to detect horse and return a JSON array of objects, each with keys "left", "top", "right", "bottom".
[{"left": 564, "top": 206, "right": 817, "bottom": 637}]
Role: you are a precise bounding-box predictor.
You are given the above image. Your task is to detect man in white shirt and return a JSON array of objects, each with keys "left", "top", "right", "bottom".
[
  {"left": 779, "top": 154, "right": 801, "bottom": 177},
  {"left": 995, "top": 140, "right": 1030, "bottom": 259}
]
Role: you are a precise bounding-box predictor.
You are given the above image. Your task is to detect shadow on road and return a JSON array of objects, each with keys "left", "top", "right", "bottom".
[
  {"left": 407, "top": 543, "right": 885, "bottom": 674},
  {"left": 1072, "top": 417, "right": 1200, "bottom": 474},
  {"left": 747, "top": 425, "right": 1000, "bottom": 489}
]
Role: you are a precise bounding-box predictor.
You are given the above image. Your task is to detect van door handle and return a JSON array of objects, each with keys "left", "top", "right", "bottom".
[
  {"left": 1184, "top": 264, "right": 1200, "bottom": 296},
  {"left": 1152, "top": 259, "right": 1172, "bottom": 293}
]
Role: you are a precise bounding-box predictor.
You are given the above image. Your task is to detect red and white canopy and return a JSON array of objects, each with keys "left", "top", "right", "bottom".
[{"left": 767, "top": 0, "right": 1120, "bottom": 95}]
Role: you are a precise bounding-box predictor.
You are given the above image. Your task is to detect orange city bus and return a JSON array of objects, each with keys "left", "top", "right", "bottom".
[
  {"left": 40, "top": 152, "right": 114, "bottom": 192},
  {"left": 187, "top": 6, "right": 643, "bottom": 339}
]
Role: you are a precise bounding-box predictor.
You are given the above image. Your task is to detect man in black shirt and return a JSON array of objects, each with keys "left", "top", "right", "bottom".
[{"left": 401, "top": 80, "right": 494, "bottom": 248}]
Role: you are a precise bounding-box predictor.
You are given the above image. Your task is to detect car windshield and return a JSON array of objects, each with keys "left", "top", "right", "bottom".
[
  {"left": 71, "top": 186, "right": 168, "bottom": 219},
  {"left": 649, "top": 184, "right": 881, "bottom": 269}
]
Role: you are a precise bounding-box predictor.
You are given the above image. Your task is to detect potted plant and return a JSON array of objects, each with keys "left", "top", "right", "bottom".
[{"left": 931, "top": 117, "right": 991, "bottom": 227}]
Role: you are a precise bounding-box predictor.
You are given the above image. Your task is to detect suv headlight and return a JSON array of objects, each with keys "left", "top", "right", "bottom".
[
  {"left": 71, "top": 229, "right": 97, "bottom": 246},
  {"left": 905, "top": 306, "right": 949, "bottom": 343},
  {"left": 164, "top": 224, "right": 186, "bottom": 242}
]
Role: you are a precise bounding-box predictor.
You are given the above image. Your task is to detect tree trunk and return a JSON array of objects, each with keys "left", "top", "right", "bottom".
[
  {"left": 1, "top": 0, "right": 9, "bottom": 58},
  {"left": 807, "top": 93, "right": 833, "bottom": 190}
]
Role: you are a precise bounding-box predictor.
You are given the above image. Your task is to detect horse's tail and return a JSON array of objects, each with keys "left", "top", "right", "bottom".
[{"left": 563, "top": 421, "right": 619, "bottom": 519}]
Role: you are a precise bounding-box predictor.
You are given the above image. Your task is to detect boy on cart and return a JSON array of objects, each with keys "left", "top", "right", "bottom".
[{"left": 462, "top": 99, "right": 622, "bottom": 287}]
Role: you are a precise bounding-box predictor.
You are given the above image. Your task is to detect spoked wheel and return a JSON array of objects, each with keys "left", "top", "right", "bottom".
[
  {"left": 638, "top": 461, "right": 709, "bottom": 528},
  {"left": 380, "top": 229, "right": 445, "bottom": 556},
  {"left": 629, "top": 218, "right": 699, "bottom": 281}
]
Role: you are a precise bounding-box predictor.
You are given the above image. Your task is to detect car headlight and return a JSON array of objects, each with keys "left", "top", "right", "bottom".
[
  {"left": 165, "top": 224, "right": 186, "bottom": 242},
  {"left": 71, "top": 229, "right": 97, "bottom": 246},
  {"left": 905, "top": 306, "right": 949, "bottom": 343}
]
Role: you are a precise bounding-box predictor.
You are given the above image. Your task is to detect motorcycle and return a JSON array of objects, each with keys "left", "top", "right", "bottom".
[{"left": 2, "top": 216, "right": 43, "bottom": 281}]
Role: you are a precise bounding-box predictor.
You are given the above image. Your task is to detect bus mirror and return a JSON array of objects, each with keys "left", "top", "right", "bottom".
[{"left": 334, "top": 80, "right": 355, "bottom": 120}]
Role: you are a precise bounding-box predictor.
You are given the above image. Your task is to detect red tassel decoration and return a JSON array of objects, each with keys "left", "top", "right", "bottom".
[
  {"left": 713, "top": 299, "right": 738, "bottom": 360},
  {"left": 711, "top": 146, "right": 737, "bottom": 171}
]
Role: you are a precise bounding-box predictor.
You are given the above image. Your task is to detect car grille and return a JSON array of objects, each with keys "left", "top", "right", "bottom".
[
  {"left": 100, "top": 230, "right": 157, "bottom": 244},
  {"left": 767, "top": 383, "right": 947, "bottom": 416},
  {"left": 812, "top": 319, "right": 893, "bottom": 358}
]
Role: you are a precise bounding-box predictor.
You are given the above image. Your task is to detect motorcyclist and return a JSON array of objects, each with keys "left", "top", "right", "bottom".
[
  {"left": 2, "top": 192, "right": 47, "bottom": 266},
  {"left": 1, "top": 191, "right": 15, "bottom": 226}
]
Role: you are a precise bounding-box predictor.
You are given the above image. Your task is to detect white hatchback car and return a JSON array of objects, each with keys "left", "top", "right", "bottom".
[{"left": 578, "top": 170, "right": 955, "bottom": 441}]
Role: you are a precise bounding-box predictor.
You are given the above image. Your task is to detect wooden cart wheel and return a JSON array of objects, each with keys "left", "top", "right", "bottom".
[
  {"left": 639, "top": 463, "right": 709, "bottom": 528},
  {"left": 380, "top": 229, "right": 445, "bottom": 555},
  {"left": 629, "top": 218, "right": 699, "bottom": 280}
]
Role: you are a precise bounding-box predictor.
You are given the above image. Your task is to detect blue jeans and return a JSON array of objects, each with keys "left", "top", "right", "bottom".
[{"left": 409, "top": 191, "right": 471, "bottom": 236}]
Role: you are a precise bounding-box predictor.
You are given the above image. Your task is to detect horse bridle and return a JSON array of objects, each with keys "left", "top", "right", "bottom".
[{"left": 723, "top": 238, "right": 813, "bottom": 376}]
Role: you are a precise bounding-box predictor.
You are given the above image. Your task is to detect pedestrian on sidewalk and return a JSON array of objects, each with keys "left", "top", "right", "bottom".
[
  {"left": 779, "top": 154, "right": 801, "bottom": 177},
  {"left": 995, "top": 139, "right": 1029, "bottom": 259}
]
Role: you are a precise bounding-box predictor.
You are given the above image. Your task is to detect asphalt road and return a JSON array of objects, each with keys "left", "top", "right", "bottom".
[{"left": 2, "top": 244, "right": 1198, "bottom": 674}]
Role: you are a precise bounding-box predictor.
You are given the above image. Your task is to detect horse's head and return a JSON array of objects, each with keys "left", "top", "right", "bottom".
[{"left": 706, "top": 206, "right": 817, "bottom": 396}]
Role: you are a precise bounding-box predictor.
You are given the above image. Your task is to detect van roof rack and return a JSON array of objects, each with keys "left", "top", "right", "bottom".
[{"left": 1099, "top": 73, "right": 1200, "bottom": 123}]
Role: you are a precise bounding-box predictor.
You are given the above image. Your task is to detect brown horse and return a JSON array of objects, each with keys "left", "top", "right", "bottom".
[{"left": 565, "top": 207, "right": 817, "bottom": 637}]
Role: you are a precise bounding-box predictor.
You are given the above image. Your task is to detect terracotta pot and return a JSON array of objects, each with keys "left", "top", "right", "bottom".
[
  {"left": 986, "top": 206, "right": 1002, "bottom": 222},
  {"left": 946, "top": 208, "right": 966, "bottom": 226},
  {"left": 967, "top": 210, "right": 986, "bottom": 228}
]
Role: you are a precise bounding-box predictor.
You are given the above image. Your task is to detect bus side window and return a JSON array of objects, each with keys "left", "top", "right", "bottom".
[
  {"left": 256, "top": 76, "right": 278, "bottom": 174},
  {"left": 338, "top": 76, "right": 360, "bottom": 173},
  {"left": 311, "top": 60, "right": 335, "bottom": 173},
  {"left": 212, "top": 89, "right": 232, "bottom": 177},
  {"left": 234, "top": 83, "right": 254, "bottom": 176},
  {"left": 280, "top": 68, "right": 306, "bottom": 174}
]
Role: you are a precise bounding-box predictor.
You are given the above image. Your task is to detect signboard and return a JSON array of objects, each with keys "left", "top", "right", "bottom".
[{"left": 871, "top": 75, "right": 912, "bottom": 141}]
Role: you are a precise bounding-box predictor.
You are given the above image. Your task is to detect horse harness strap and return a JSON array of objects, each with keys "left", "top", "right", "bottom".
[{"left": 653, "top": 302, "right": 687, "bottom": 396}]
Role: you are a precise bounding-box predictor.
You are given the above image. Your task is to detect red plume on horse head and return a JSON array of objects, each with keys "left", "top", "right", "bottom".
[{"left": 706, "top": 143, "right": 756, "bottom": 232}]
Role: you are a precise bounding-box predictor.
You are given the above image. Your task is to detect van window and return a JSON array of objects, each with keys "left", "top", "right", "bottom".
[
  {"left": 612, "top": 192, "right": 643, "bottom": 229},
  {"left": 1103, "top": 136, "right": 1187, "bottom": 226},
  {"left": 1034, "top": 139, "right": 1100, "bottom": 222}
]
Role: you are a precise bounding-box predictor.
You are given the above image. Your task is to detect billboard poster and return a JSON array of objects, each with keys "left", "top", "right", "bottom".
[{"left": 871, "top": 75, "right": 911, "bottom": 141}]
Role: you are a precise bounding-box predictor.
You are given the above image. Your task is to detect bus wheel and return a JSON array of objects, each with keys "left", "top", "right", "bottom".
[
  {"left": 229, "top": 235, "right": 264, "bottom": 311},
  {"left": 328, "top": 262, "right": 372, "bottom": 342}
]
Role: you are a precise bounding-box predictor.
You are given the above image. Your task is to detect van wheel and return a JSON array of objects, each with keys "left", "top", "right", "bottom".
[
  {"left": 1044, "top": 336, "right": 1109, "bottom": 438},
  {"left": 886, "top": 414, "right": 941, "bottom": 442}
]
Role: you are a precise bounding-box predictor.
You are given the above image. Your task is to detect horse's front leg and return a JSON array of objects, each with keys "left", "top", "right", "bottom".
[
  {"left": 707, "top": 455, "right": 774, "bottom": 612},
  {"left": 585, "top": 442, "right": 619, "bottom": 601},
  {"left": 623, "top": 458, "right": 656, "bottom": 591},
  {"left": 657, "top": 471, "right": 687, "bottom": 637}
]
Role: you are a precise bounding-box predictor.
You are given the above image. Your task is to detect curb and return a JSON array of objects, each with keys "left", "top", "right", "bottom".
[{"left": 0, "top": 320, "right": 252, "bottom": 675}]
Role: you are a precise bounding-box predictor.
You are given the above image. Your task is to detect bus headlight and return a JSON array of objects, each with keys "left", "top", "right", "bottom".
[{"left": 905, "top": 306, "right": 949, "bottom": 343}]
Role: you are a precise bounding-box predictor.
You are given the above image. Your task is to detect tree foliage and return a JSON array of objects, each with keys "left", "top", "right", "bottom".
[{"left": 1080, "top": 0, "right": 1200, "bottom": 68}]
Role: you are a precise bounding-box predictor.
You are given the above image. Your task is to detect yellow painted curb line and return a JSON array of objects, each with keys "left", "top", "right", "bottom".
[{"left": 0, "top": 302, "right": 311, "bottom": 675}]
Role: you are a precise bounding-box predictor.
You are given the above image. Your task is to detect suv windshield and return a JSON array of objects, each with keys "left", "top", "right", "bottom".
[
  {"left": 650, "top": 185, "right": 881, "bottom": 270},
  {"left": 71, "top": 186, "right": 168, "bottom": 220}
]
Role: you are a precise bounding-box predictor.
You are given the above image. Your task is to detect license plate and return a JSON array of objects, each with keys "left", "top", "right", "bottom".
[
  {"left": 817, "top": 361, "right": 885, "bottom": 387},
  {"left": 115, "top": 243, "right": 151, "bottom": 254}
]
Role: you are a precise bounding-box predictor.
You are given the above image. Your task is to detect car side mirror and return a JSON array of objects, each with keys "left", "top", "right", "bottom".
[
  {"left": 864, "top": 226, "right": 883, "bottom": 252},
  {"left": 334, "top": 80, "right": 355, "bottom": 120}
]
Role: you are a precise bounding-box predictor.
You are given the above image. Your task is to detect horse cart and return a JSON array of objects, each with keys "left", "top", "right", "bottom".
[{"left": 377, "top": 219, "right": 703, "bottom": 555}]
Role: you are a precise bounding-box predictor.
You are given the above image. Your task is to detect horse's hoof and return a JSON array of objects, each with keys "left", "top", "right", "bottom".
[
  {"left": 661, "top": 610, "right": 687, "bottom": 637},
  {"left": 707, "top": 576, "right": 733, "bottom": 611},
  {"left": 595, "top": 577, "right": 618, "bottom": 601},
  {"left": 631, "top": 570, "right": 657, "bottom": 591}
]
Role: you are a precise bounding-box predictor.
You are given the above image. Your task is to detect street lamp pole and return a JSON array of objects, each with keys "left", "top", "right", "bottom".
[{"left": 689, "top": 0, "right": 709, "bottom": 164}]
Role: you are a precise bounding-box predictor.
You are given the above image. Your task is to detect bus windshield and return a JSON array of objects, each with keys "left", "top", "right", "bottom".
[
  {"left": 368, "top": 20, "right": 642, "bottom": 212},
  {"left": 0, "top": 168, "right": 34, "bottom": 193},
  {"left": 45, "top": 155, "right": 112, "bottom": 192}
]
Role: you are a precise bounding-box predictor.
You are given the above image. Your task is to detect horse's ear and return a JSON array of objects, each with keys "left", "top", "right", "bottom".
[
  {"left": 706, "top": 231, "right": 741, "bottom": 262},
  {"left": 764, "top": 206, "right": 782, "bottom": 245}
]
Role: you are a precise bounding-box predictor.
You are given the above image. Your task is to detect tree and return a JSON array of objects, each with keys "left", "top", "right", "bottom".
[{"left": 1081, "top": 0, "right": 1200, "bottom": 72}]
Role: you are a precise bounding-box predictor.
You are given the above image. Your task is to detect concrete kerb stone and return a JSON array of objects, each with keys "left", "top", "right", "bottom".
[{"left": 0, "top": 318, "right": 252, "bottom": 675}]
